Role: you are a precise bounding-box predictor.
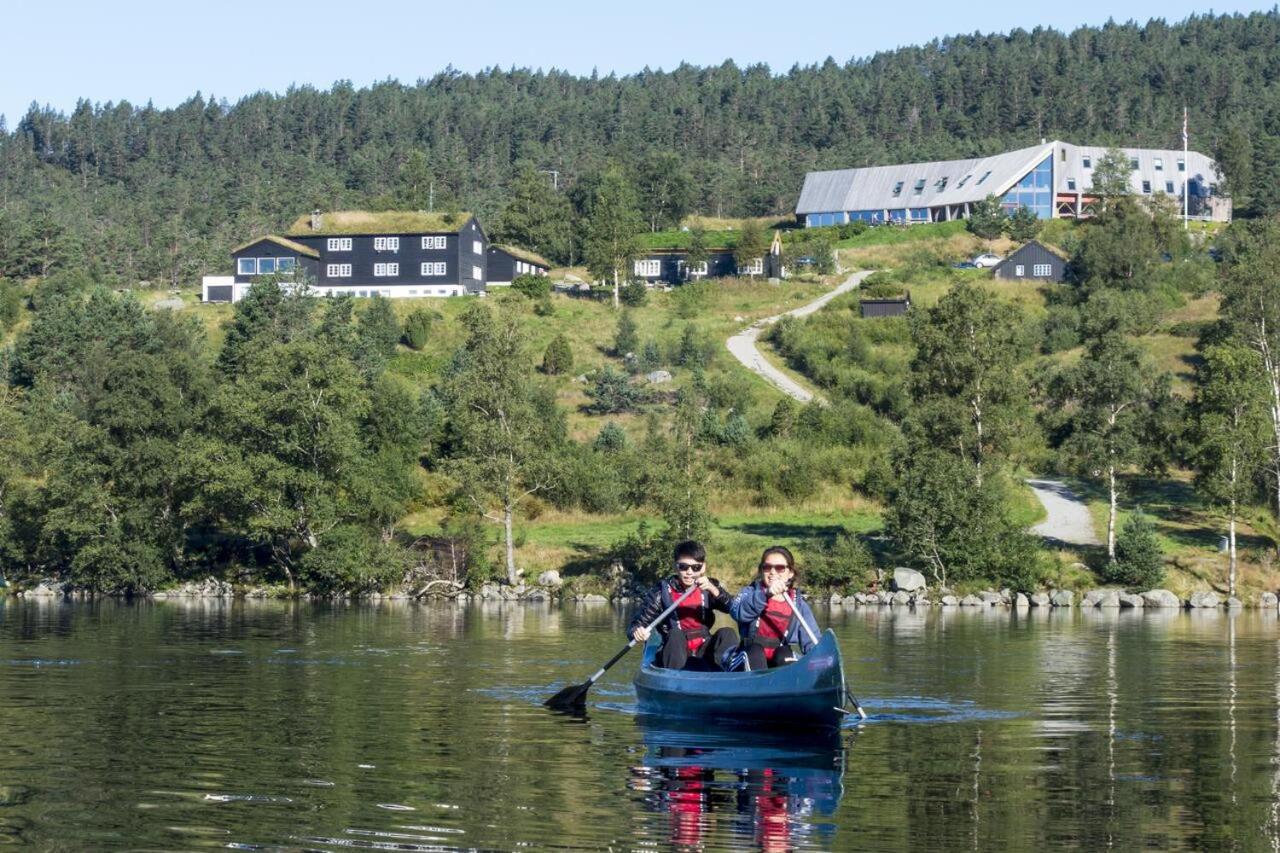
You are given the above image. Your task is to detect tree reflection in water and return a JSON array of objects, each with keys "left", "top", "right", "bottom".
[{"left": 628, "top": 717, "right": 849, "bottom": 850}]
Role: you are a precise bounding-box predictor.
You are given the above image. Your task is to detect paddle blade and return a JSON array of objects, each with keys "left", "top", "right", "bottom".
[{"left": 545, "top": 681, "right": 591, "bottom": 709}]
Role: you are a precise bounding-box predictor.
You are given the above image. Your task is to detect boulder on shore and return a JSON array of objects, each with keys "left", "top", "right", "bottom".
[
  {"left": 537, "top": 570, "right": 562, "bottom": 588},
  {"left": 1227, "top": 597, "right": 1243, "bottom": 610},
  {"left": 1029, "top": 592, "right": 1050, "bottom": 607},
  {"left": 1118, "top": 593, "right": 1145, "bottom": 608},
  {"left": 1261, "top": 592, "right": 1279, "bottom": 608},
  {"left": 1050, "top": 590, "right": 1074, "bottom": 607},
  {"left": 940, "top": 595, "right": 959, "bottom": 606},
  {"left": 892, "top": 567, "right": 927, "bottom": 593},
  {"left": 1096, "top": 590, "right": 1121, "bottom": 608},
  {"left": 1188, "top": 591, "right": 1220, "bottom": 609},
  {"left": 1141, "top": 589, "right": 1181, "bottom": 608},
  {"left": 960, "top": 594, "right": 984, "bottom": 607},
  {"left": 891, "top": 590, "right": 911, "bottom": 606},
  {"left": 980, "top": 591, "right": 1003, "bottom": 606},
  {"left": 1014, "top": 592, "right": 1030, "bottom": 609}
]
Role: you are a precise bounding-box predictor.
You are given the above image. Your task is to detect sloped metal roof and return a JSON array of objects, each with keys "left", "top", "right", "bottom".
[{"left": 797, "top": 140, "right": 1222, "bottom": 215}]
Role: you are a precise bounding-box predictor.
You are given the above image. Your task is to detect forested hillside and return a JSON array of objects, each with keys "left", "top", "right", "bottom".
[{"left": 3, "top": 12, "right": 1280, "bottom": 287}]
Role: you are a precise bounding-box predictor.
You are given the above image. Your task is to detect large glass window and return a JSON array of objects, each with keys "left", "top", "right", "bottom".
[
  {"left": 277, "top": 257, "right": 296, "bottom": 273},
  {"left": 846, "top": 210, "right": 881, "bottom": 222},
  {"left": 257, "top": 257, "right": 277, "bottom": 274},
  {"left": 237, "top": 258, "right": 255, "bottom": 275},
  {"left": 1000, "top": 155, "right": 1053, "bottom": 219}
]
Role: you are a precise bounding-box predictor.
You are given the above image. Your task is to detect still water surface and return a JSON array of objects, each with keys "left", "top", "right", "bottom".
[{"left": 2, "top": 599, "right": 1279, "bottom": 850}]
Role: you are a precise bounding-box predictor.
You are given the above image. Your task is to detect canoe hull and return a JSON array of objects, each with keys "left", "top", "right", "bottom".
[{"left": 634, "top": 628, "right": 848, "bottom": 729}]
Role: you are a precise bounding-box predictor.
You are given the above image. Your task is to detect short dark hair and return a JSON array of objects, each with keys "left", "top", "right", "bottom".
[{"left": 673, "top": 540, "right": 706, "bottom": 563}]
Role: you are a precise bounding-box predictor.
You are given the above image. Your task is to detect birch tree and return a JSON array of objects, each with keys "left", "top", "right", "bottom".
[
  {"left": 1191, "top": 343, "right": 1268, "bottom": 596},
  {"left": 443, "top": 304, "right": 558, "bottom": 584},
  {"left": 582, "top": 168, "right": 642, "bottom": 308},
  {"left": 908, "top": 282, "right": 1030, "bottom": 486},
  {"left": 1055, "top": 327, "right": 1166, "bottom": 560}
]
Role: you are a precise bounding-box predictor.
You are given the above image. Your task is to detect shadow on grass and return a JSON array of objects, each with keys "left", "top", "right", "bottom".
[{"left": 719, "top": 521, "right": 850, "bottom": 544}]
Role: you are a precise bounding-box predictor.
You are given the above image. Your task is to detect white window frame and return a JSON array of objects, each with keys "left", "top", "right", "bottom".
[
  {"left": 373, "top": 236, "right": 400, "bottom": 252},
  {"left": 327, "top": 263, "right": 352, "bottom": 278},
  {"left": 1032, "top": 264, "right": 1051, "bottom": 277},
  {"left": 421, "top": 236, "right": 447, "bottom": 250},
  {"left": 1014, "top": 264, "right": 1025, "bottom": 277},
  {"left": 739, "top": 258, "right": 764, "bottom": 276},
  {"left": 327, "top": 237, "right": 352, "bottom": 251},
  {"left": 1154, "top": 157, "right": 1163, "bottom": 171},
  {"left": 420, "top": 262, "right": 447, "bottom": 276},
  {"left": 634, "top": 259, "right": 661, "bottom": 277},
  {"left": 277, "top": 257, "right": 296, "bottom": 274},
  {"left": 374, "top": 262, "right": 399, "bottom": 277},
  {"left": 1082, "top": 156, "right": 1092, "bottom": 169},
  {"left": 473, "top": 239, "right": 483, "bottom": 255},
  {"left": 1177, "top": 158, "right": 1186, "bottom": 172},
  {"left": 238, "top": 258, "right": 256, "bottom": 275},
  {"left": 257, "top": 257, "right": 277, "bottom": 274},
  {"left": 472, "top": 265, "right": 482, "bottom": 280}
]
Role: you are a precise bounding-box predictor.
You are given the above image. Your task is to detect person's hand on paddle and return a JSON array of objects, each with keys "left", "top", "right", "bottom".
[
  {"left": 695, "top": 575, "right": 717, "bottom": 594},
  {"left": 632, "top": 625, "right": 651, "bottom": 643},
  {"left": 767, "top": 577, "right": 790, "bottom": 598}
]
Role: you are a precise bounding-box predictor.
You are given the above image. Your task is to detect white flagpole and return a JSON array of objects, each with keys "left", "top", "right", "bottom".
[{"left": 1183, "top": 105, "right": 1189, "bottom": 230}]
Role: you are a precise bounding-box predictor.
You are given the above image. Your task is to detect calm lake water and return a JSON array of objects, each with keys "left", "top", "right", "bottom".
[{"left": 2, "top": 599, "right": 1279, "bottom": 851}]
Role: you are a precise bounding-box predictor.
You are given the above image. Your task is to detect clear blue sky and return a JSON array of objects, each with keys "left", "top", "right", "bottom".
[{"left": 1, "top": 0, "right": 1273, "bottom": 124}]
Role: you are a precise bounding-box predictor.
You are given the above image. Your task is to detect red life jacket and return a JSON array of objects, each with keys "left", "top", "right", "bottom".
[
  {"left": 671, "top": 582, "right": 710, "bottom": 652},
  {"left": 755, "top": 597, "right": 793, "bottom": 662}
]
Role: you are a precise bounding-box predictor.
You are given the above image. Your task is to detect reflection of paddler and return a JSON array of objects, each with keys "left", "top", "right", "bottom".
[{"left": 666, "top": 761, "right": 712, "bottom": 849}]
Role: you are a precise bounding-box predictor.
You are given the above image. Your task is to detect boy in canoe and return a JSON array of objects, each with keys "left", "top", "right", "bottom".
[
  {"left": 629, "top": 540, "right": 739, "bottom": 671},
  {"left": 730, "top": 546, "right": 818, "bottom": 670}
]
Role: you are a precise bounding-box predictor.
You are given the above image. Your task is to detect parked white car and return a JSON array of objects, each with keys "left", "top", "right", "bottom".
[{"left": 972, "top": 253, "right": 1002, "bottom": 268}]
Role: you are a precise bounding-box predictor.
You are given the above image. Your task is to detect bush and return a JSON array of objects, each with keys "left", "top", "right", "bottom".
[
  {"left": 511, "top": 274, "right": 551, "bottom": 299},
  {"left": 298, "top": 526, "right": 408, "bottom": 594},
  {"left": 401, "top": 308, "right": 435, "bottom": 350},
  {"left": 586, "top": 365, "right": 645, "bottom": 414},
  {"left": 803, "top": 533, "right": 875, "bottom": 590},
  {"left": 541, "top": 333, "right": 573, "bottom": 375},
  {"left": 620, "top": 279, "right": 649, "bottom": 306},
  {"left": 1104, "top": 511, "right": 1165, "bottom": 589},
  {"left": 0, "top": 279, "right": 22, "bottom": 331}
]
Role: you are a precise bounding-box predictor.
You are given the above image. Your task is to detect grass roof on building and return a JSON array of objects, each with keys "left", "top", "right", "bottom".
[
  {"left": 286, "top": 210, "right": 473, "bottom": 236},
  {"left": 638, "top": 229, "right": 740, "bottom": 251},
  {"left": 230, "top": 234, "right": 320, "bottom": 258},
  {"left": 494, "top": 244, "right": 552, "bottom": 268}
]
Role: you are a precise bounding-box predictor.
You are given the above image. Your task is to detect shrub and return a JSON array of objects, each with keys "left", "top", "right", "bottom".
[
  {"left": 511, "top": 274, "right": 551, "bottom": 299},
  {"left": 620, "top": 279, "right": 649, "bottom": 306},
  {"left": 298, "top": 526, "right": 408, "bottom": 595},
  {"left": 541, "top": 333, "right": 573, "bottom": 375},
  {"left": 1104, "top": 511, "right": 1165, "bottom": 588},
  {"left": 614, "top": 309, "right": 638, "bottom": 357},
  {"left": 586, "top": 365, "right": 645, "bottom": 414},
  {"left": 803, "top": 533, "right": 875, "bottom": 590},
  {"left": 0, "top": 279, "right": 22, "bottom": 331},
  {"left": 401, "top": 308, "right": 435, "bottom": 350}
]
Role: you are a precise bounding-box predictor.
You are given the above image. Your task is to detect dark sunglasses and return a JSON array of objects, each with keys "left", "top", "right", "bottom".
[{"left": 675, "top": 562, "right": 704, "bottom": 572}]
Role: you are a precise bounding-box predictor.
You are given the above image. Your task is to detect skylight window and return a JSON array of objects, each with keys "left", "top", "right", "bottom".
[
  {"left": 936, "top": 177, "right": 949, "bottom": 191},
  {"left": 1066, "top": 178, "right": 1077, "bottom": 191},
  {"left": 892, "top": 181, "right": 904, "bottom": 197},
  {"left": 956, "top": 174, "right": 972, "bottom": 188},
  {"left": 1154, "top": 157, "right": 1164, "bottom": 171},
  {"left": 1083, "top": 156, "right": 1092, "bottom": 168},
  {"left": 1130, "top": 157, "right": 1140, "bottom": 170},
  {"left": 976, "top": 171, "right": 992, "bottom": 185},
  {"left": 913, "top": 179, "right": 926, "bottom": 195}
]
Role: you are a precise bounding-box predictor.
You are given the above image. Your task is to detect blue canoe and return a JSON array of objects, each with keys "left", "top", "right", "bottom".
[{"left": 634, "top": 628, "right": 849, "bottom": 729}]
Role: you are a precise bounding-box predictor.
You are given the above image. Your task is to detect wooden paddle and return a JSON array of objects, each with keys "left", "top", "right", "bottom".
[
  {"left": 783, "top": 589, "right": 868, "bottom": 721},
  {"left": 546, "top": 584, "right": 699, "bottom": 710}
]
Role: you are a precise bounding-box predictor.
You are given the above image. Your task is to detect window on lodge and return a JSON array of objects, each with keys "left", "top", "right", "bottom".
[
  {"left": 239, "top": 256, "right": 297, "bottom": 275},
  {"left": 373, "top": 263, "right": 399, "bottom": 276},
  {"left": 1000, "top": 155, "right": 1053, "bottom": 219},
  {"left": 634, "top": 259, "right": 661, "bottom": 277},
  {"left": 976, "top": 170, "right": 992, "bottom": 185},
  {"left": 1142, "top": 181, "right": 1152, "bottom": 194},
  {"left": 1177, "top": 158, "right": 1186, "bottom": 172},
  {"left": 892, "top": 181, "right": 904, "bottom": 197},
  {"left": 1066, "top": 178, "right": 1077, "bottom": 191},
  {"left": 373, "top": 236, "right": 400, "bottom": 252},
  {"left": 1033, "top": 263, "right": 1052, "bottom": 277},
  {"left": 912, "top": 179, "right": 926, "bottom": 195},
  {"left": 1154, "top": 157, "right": 1164, "bottom": 171},
  {"left": 1129, "top": 157, "right": 1140, "bottom": 170},
  {"left": 956, "top": 175, "right": 972, "bottom": 188},
  {"left": 421, "top": 236, "right": 447, "bottom": 249},
  {"left": 1082, "top": 156, "right": 1092, "bottom": 169},
  {"left": 327, "top": 237, "right": 352, "bottom": 251},
  {"left": 1165, "top": 181, "right": 1175, "bottom": 194},
  {"left": 420, "top": 262, "right": 447, "bottom": 276}
]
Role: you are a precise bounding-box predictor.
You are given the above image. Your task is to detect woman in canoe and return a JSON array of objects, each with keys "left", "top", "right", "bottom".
[
  {"left": 629, "top": 540, "right": 739, "bottom": 671},
  {"left": 730, "top": 546, "right": 819, "bottom": 671}
]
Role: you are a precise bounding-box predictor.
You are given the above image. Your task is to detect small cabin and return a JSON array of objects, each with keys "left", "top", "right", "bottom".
[
  {"left": 859, "top": 293, "right": 911, "bottom": 318},
  {"left": 992, "top": 240, "right": 1067, "bottom": 283},
  {"left": 486, "top": 244, "right": 551, "bottom": 285}
]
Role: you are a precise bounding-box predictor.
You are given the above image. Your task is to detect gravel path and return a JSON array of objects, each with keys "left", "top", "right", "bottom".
[
  {"left": 1026, "top": 479, "right": 1100, "bottom": 546},
  {"left": 725, "top": 270, "right": 875, "bottom": 403}
]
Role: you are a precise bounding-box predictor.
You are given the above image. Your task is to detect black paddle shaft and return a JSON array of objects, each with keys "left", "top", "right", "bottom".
[{"left": 546, "top": 583, "right": 699, "bottom": 709}]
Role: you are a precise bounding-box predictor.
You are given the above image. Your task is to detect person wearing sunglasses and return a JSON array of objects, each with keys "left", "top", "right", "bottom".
[
  {"left": 628, "top": 540, "right": 738, "bottom": 671},
  {"left": 729, "top": 546, "right": 818, "bottom": 671}
]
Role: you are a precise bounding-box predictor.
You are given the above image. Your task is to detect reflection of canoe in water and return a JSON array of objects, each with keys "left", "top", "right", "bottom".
[
  {"left": 634, "top": 628, "right": 848, "bottom": 728},
  {"left": 631, "top": 716, "right": 847, "bottom": 848}
]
